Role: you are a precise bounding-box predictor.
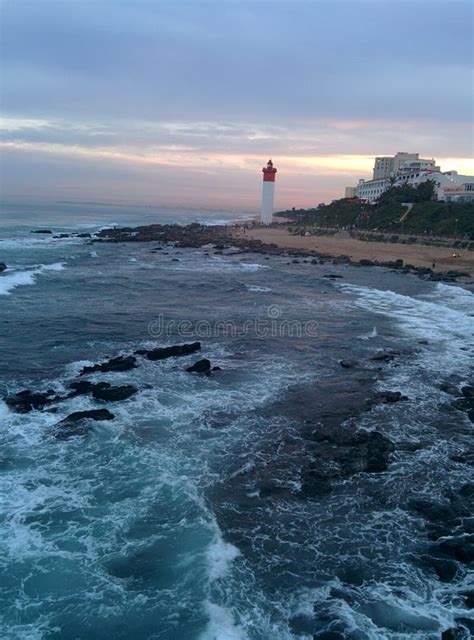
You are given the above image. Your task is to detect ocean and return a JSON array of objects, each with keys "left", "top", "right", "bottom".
[{"left": 0, "top": 203, "right": 473, "bottom": 640}]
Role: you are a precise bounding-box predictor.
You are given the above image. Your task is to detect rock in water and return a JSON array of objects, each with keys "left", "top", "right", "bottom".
[
  {"left": 92, "top": 385, "right": 137, "bottom": 401},
  {"left": 186, "top": 359, "right": 211, "bottom": 374},
  {"left": 340, "top": 360, "right": 358, "bottom": 369},
  {"left": 0, "top": 262, "right": 7, "bottom": 272},
  {"left": 68, "top": 380, "right": 101, "bottom": 396},
  {"left": 370, "top": 351, "right": 397, "bottom": 363},
  {"left": 135, "top": 342, "right": 201, "bottom": 361},
  {"left": 5, "top": 389, "right": 59, "bottom": 413},
  {"left": 371, "top": 390, "right": 408, "bottom": 404},
  {"left": 54, "top": 409, "right": 115, "bottom": 439},
  {"left": 31, "top": 229, "right": 53, "bottom": 234},
  {"left": 60, "top": 409, "right": 115, "bottom": 423},
  {"left": 80, "top": 355, "right": 137, "bottom": 375}
]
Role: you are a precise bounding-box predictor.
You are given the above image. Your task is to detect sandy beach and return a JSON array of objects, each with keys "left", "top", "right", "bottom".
[{"left": 233, "top": 226, "right": 474, "bottom": 276}]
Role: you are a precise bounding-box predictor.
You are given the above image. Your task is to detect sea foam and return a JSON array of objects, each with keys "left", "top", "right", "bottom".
[{"left": 0, "top": 263, "right": 65, "bottom": 295}]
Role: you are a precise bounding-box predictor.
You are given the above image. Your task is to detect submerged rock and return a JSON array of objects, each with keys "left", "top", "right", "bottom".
[
  {"left": 186, "top": 359, "right": 211, "bottom": 374},
  {"left": 92, "top": 385, "right": 137, "bottom": 401},
  {"left": 135, "top": 342, "right": 201, "bottom": 361},
  {"left": 80, "top": 355, "right": 137, "bottom": 376},
  {"left": 0, "top": 262, "right": 7, "bottom": 272},
  {"left": 31, "top": 229, "right": 53, "bottom": 234},
  {"left": 371, "top": 390, "right": 409, "bottom": 404},
  {"left": 301, "top": 425, "right": 394, "bottom": 496}
]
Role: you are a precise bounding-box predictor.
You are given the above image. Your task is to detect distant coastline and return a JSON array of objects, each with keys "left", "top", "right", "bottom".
[{"left": 93, "top": 222, "right": 474, "bottom": 282}]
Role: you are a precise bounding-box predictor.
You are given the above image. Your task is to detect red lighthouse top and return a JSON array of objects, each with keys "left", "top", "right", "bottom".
[{"left": 262, "top": 159, "right": 277, "bottom": 182}]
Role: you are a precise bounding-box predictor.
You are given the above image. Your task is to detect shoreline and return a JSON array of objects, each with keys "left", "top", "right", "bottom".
[
  {"left": 231, "top": 225, "right": 474, "bottom": 279},
  {"left": 91, "top": 222, "right": 474, "bottom": 284}
]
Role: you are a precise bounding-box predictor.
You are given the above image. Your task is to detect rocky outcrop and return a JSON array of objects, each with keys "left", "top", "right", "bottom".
[
  {"left": 186, "top": 358, "right": 211, "bottom": 374},
  {"left": 54, "top": 409, "right": 115, "bottom": 439},
  {"left": 80, "top": 355, "right": 137, "bottom": 376},
  {"left": 370, "top": 390, "right": 409, "bottom": 404},
  {"left": 340, "top": 360, "right": 358, "bottom": 369},
  {"left": 92, "top": 384, "right": 137, "bottom": 401},
  {"left": 59, "top": 409, "right": 115, "bottom": 423},
  {"left": 135, "top": 342, "right": 201, "bottom": 361},
  {"left": 31, "top": 229, "right": 53, "bottom": 234},
  {"left": 5, "top": 389, "right": 62, "bottom": 413},
  {"left": 301, "top": 426, "right": 394, "bottom": 496}
]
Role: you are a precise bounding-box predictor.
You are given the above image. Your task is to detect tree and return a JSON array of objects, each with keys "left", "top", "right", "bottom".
[{"left": 415, "top": 180, "right": 435, "bottom": 202}]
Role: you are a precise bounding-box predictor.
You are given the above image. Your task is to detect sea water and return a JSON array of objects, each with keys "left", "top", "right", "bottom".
[{"left": 0, "top": 203, "right": 473, "bottom": 639}]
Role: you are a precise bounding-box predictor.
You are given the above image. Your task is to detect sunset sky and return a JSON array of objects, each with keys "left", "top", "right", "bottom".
[{"left": 1, "top": 0, "right": 473, "bottom": 212}]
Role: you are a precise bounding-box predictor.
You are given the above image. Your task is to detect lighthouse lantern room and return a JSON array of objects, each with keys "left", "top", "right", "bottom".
[{"left": 260, "top": 159, "right": 277, "bottom": 225}]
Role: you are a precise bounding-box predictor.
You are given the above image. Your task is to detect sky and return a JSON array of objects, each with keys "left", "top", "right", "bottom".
[{"left": 1, "top": 0, "right": 473, "bottom": 212}]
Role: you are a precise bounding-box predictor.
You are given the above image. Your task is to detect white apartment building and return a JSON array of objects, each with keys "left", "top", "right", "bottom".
[
  {"left": 354, "top": 177, "right": 391, "bottom": 202},
  {"left": 351, "top": 169, "right": 474, "bottom": 204},
  {"left": 372, "top": 152, "right": 438, "bottom": 179},
  {"left": 395, "top": 170, "right": 474, "bottom": 202}
]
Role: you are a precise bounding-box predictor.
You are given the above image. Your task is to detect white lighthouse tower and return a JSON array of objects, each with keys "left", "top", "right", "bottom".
[{"left": 260, "top": 159, "right": 277, "bottom": 225}]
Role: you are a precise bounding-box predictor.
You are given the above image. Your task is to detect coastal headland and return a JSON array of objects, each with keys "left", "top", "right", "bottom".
[{"left": 95, "top": 222, "right": 474, "bottom": 282}]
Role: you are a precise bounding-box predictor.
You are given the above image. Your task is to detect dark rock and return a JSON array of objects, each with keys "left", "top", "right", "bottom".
[
  {"left": 463, "top": 591, "right": 474, "bottom": 609},
  {"left": 301, "top": 425, "right": 394, "bottom": 495},
  {"left": 54, "top": 409, "right": 115, "bottom": 439},
  {"left": 418, "top": 340, "right": 429, "bottom": 345},
  {"left": 136, "top": 342, "right": 201, "bottom": 361},
  {"left": 0, "top": 262, "right": 7, "bottom": 272},
  {"left": 461, "top": 385, "right": 474, "bottom": 399},
  {"left": 370, "top": 352, "right": 396, "bottom": 363},
  {"left": 31, "top": 229, "right": 52, "bottom": 234},
  {"left": 68, "top": 380, "right": 97, "bottom": 395},
  {"left": 311, "top": 259, "right": 319, "bottom": 264},
  {"left": 80, "top": 355, "right": 137, "bottom": 376},
  {"left": 340, "top": 360, "right": 358, "bottom": 369},
  {"left": 359, "top": 259, "right": 375, "bottom": 266},
  {"left": 371, "top": 390, "right": 408, "bottom": 404},
  {"left": 435, "top": 535, "right": 474, "bottom": 564},
  {"left": 5, "top": 389, "right": 60, "bottom": 413},
  {"left": 439, "top": 382, "right": 461, "bottom": 396},
  {"left": 186, "top": 358, "right": 211, "bottom": 374},
  {"left": 291, "top": 259, "right": 300, "bottom": 264},
  {"left": 92, "top": 385, "right": 137, "bottom": 401},
  {"left": 60, "top": 409, "right": 115, "bottom": 424},
  {"left": 212, "top": 366, "right": 222, "bottom": 371},
  {"left": 421, "top": 555, "right": 458, "bottom": 582},
  {"left": 171, "top": 258, "right": 179, "bottom": 262},
  {"left": 322, "top": 274, "right": 343, "bottom": 279},
  {"left": 77, "top": 233, "right": 91, "bottom": 238}
]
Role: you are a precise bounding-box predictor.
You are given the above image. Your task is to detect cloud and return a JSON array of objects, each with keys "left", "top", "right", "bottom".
[{"left": 1, "top": 1, "right": 472, "bottom": 208}]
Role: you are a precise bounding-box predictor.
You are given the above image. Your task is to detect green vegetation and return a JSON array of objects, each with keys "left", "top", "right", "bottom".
[{"left": 276, "top": 181, "right": 474, "bottom": 237}]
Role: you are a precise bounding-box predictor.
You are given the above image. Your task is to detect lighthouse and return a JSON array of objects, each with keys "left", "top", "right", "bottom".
[{"left": 260, "top": 159, "right": 277, "bottom": 225}]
